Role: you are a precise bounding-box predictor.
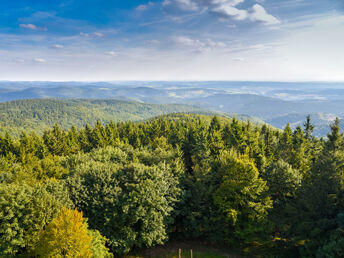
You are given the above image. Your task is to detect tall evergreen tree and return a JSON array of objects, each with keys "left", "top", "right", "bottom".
[
  {"left": 304, "top": 114, "right": 315, "bottom": 140},
  {"left": 285, "top": 118, "right": 344, "bottom": 256}
]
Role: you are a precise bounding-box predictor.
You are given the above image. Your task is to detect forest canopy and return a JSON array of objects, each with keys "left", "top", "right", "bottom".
[
  {"left": 0, "top": 113, "right": 343, "bottom": 257},
  {"left": 0, "top": 98, "right": 260, "bottom": 137}
]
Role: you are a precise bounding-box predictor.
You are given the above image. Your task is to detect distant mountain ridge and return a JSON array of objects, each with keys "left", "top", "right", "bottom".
[{"left": 1, "top": 81, "right": 344, "bottom": 136}]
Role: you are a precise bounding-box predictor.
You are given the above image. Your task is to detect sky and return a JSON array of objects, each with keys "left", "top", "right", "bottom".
[{"left": 0, "top": 0, "right": 343, "bottom": 81}]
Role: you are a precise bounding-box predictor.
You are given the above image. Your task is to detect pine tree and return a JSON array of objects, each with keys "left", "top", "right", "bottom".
[
  {"left": 43, "top": 124, "right": 68, "bottom": 156},
  {"left": 208, "top": 116, "right": 223, "bottom": 156},
  {"left": 278, "top": 123, "right": 293, "bottom": 163},
  {"left": 66, "top": 126, "right": 81, "bottom": 154},
  {"left": 92, "top": 120, "right": 108, "bottom": 148},
  {"left": 291, "top": 126, "right": 309, "bottom": 173},
  {"left": 285, "top": 118, "right": 344, "bottom": 256},
  {"left": 304, "top": 114, "right": 315, "bottom": 140}
]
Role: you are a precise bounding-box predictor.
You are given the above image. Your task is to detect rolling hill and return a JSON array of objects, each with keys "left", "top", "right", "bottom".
[
  {"left": 1, "top": 81, "right": 344, "bottom": 136},
  {"left": 0, "top": 98, "right": 262, "bottom": 137}
]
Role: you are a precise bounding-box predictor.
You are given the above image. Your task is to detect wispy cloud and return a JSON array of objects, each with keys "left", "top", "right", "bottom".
[
  {"left": 145, "top": 39, "right": 161, "bottom": 45},
  {"left": 175, "top": 0, "right": 199, "bottom": 11},
  {"left": 162, "top": 0, "right": 172, "bottom": 6},
  {"left": 172, "top": 0, "right": 280, "bottom": 25},
  {"left": 80, "top": 32, "right": 105, "bottom": 38},
  {"left": 136, "top": 2, "right": 154, "bottom": 11},
  {"left": 107, "top": 51, "right": 117, "bottom": 56},
  {"left": 19, "top": 24, "right": 47, "bottom": 31},
  {"left": 93, "top": 32, "right": 104, "bottom": 37},
  {"left": 0, "top": 0, "right": 342, "bottom": 81},
  {"left": 34, "top": 58, "right": 47, "bottom": 63},
  {"left": 174, "top": 36, "right": 226, "bottom": 53},
  {"left": 54, "top": 44, "right": 64, "bottom": 49}
]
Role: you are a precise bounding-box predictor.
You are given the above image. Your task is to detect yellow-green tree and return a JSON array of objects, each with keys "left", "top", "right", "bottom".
[{"left": 35, "top": 207, "right": 93, "bottom": 258}]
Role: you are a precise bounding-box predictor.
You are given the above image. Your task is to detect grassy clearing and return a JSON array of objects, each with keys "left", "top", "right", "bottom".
[{"left": 126, "top": 240, "right": 249, "bottom": 258}]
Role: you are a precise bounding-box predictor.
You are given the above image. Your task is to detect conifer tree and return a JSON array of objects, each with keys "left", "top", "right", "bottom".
[
  {"left": 291, "top": 126, "right": 309, "bottom": 173},
  {"left": 304, "top": 114, "right": 315, "bottom": 140},
  {"left": 43, "top": 124, "right": 68, "bottom": 156},
  {"left": 278, "top": 123, "right": 293, "bottom": 163},
  {"left": 285, "top": 118, "right": 344, "bottom": 256}
]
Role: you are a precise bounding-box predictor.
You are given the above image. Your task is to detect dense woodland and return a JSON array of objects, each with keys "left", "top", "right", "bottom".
[
  {"left": 0, "top": 99, "right": 210, "bottom": 137},
  {"left": 0, "top": 99, "right": 262, "bottom": 137},
  {"left": 0, "top": 113, "right": 343, "bottom": 257}
]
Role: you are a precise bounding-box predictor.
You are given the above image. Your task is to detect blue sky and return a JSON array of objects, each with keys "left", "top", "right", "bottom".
[{"left": 0, "top": 0, "right": 343, "bottom": 81}]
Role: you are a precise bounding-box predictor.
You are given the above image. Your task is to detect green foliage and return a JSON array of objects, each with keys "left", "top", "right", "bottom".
[
  {"left": 317, "top": 229, "right": 344, "bottom": 257},
  {"left": 35, "top": 207, "right": 93, "bottom": 258},
  {"left": 0, "top": 155, "right": 67, "bottom": 185},
  {"left": 212, "top": 150, "right": 272, "bottom": 244},
  {"left": 283, "top": 118, "right": 344, "bottom": 256},
  {"left": 0, "top": 99, "right": 209, "bottom": 137},
  {"left": 0, "top": 183, "right": 71, "bottom": 256},
  {"left": 278, "top": 124, "right": 293, "bottom": 163},
  {"left": 65, "top": 145, "right": 183, "bottom": 254},
  {"left": 0, "top": 112, "right": 335, "bottom": 257},
  {"left": 263, "top": 160, "right": 302, "bottom": 209},
  {"left": 89, "top": 229, "right": 114, "bottom": 258}
]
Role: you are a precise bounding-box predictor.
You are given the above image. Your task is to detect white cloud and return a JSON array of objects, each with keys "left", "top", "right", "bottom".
[
  {"left": 174, "top": 36, "right": 226, "bottom": 52},
  {"left": 54, "top": 44, "right": 64, "bottom": 49},
  {"left": 108, "top": 51, "right": 117, "bottom": 56},
  {"left": 94, "top": 32, "right": 104, "bottom": 37},
  {"left": 206, "top": 39, "right": 227, "bottom": 47},
  {"left": 80, "top": 32, "right": 105, "bottom": 38},
  {"left": 145, "top": 39, "right": 161, "bottom": 44},
  {"left": 169, "top": 16, "right": 184, "bottom": 23},
  {"left": 162, "top": 0, "right": 172, "bottom": 6},
  {"left": 80, "top": 32, "right": 90, "bottom": 37},
  {"left": 136, "top": 2, "right": 154, "bottom": 11},
  {"left": 174, "top": 36, "right": 203, "bottom": 46},
  {"left": 2, "top": 11, "right": 342, "bottom": 82},
  {"left": 212, "top": 5, "right": 248, "bottom": 20},
  {"left": 19, "top": 24, "right": 47, "bottom": 31},
  {"left": 172, "top": 0, "right": 279, "bottom": 25},
  {"left": 34, "top": 58, "right": 46, "bottom": 63},
  {"left": 250, "top": 4, "right": 280, "bottom": 25},
  {"left": 211, "top": 0, "right": 245, "bottom": 6},
  {"left": 175, "top": 0, "right": 198, "bottom": 11},
  {"left": 19, "top": 24, "right": 37, "bottom": 30},
  {"left": 136, "top": 5, "right": 148, "bottom": 11}
]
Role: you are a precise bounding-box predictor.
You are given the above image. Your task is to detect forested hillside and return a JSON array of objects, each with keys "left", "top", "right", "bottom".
[
  {"left": 0, "top": 99, "right": 206, "bottom": 137},
  {"left": 0, "top": 98, "right": 261, "bottom": 137},
  {"left": 2, "top": 81, "right": 344, "bottom": 137},
  {"left": 1, "top": 113, "right": 343, "bottom": 257}
]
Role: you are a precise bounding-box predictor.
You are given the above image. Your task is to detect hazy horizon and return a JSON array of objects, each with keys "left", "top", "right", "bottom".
[{"left": 1, "top": 80, "right": 344, "bottom": 83}]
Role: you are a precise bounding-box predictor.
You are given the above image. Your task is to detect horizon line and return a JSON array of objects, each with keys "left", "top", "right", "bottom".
[{"left": 1, "top": 80, "right": 344, "bottom": 83}]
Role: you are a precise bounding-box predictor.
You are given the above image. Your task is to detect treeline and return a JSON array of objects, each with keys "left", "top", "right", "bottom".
[{"left": 0, "top": 113, "right": 343, "bottom": 257}]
